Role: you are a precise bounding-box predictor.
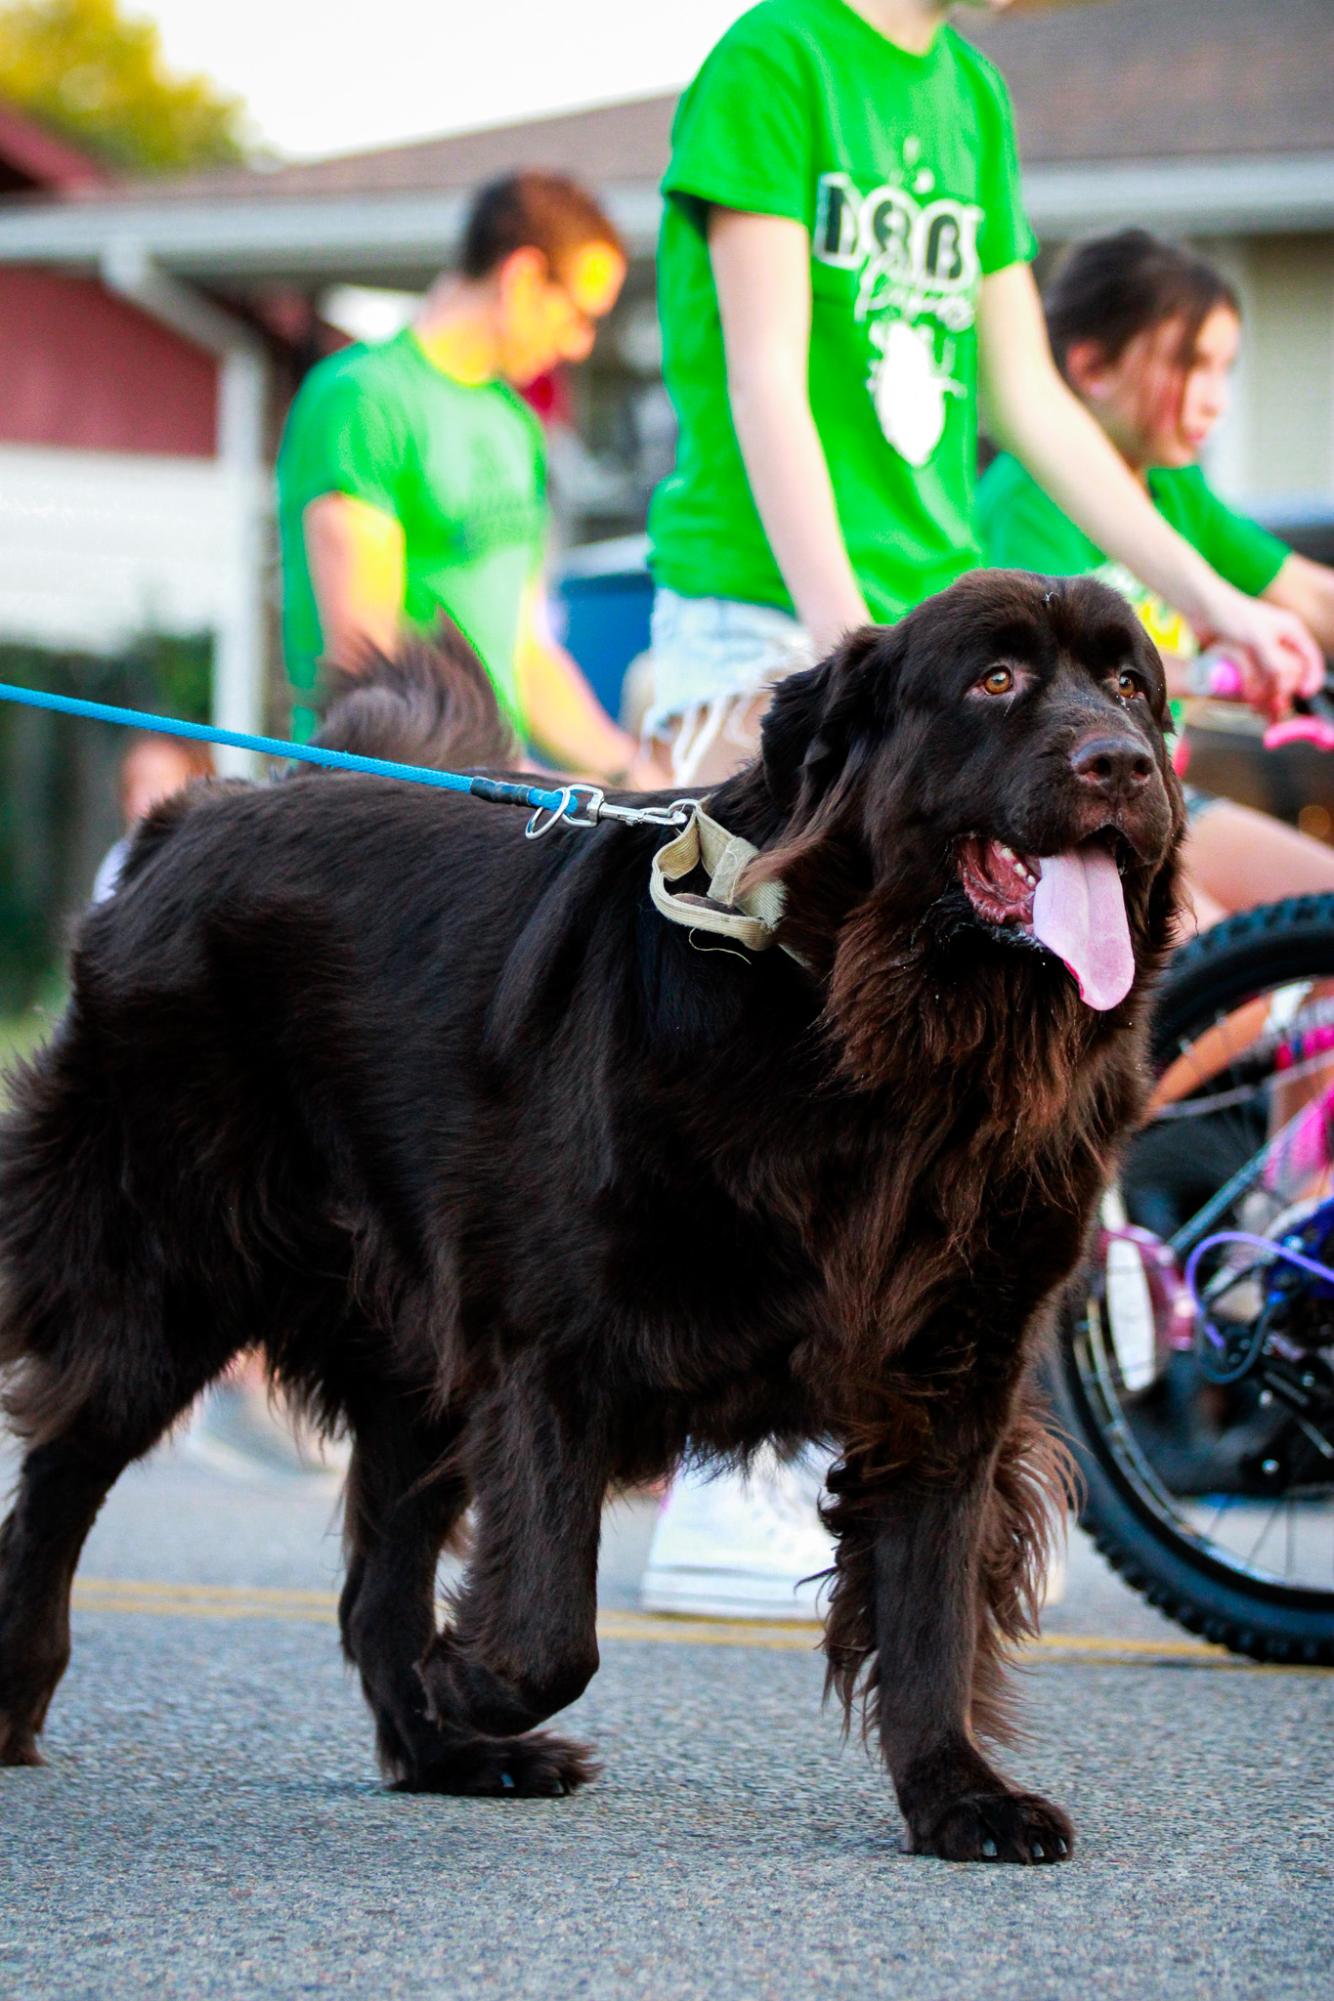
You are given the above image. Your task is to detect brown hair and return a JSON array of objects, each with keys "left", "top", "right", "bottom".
[
  {"left": 459, "top": 172, "right": 623, "bottom": 282},
  {"left": 1044, "top": 228, "right": 1239, "bottom": 381}
]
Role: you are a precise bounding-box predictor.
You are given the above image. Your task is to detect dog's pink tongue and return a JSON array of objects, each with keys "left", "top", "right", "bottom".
[{"left": 1031, "top": 847, "right": 1135, "bottom": 1011}]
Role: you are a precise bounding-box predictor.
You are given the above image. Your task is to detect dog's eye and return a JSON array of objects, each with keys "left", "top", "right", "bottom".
[
  {"left": 980, "top": 666, "right": 1015, "bottom": 697},
  {"left": 1115, "top": 669, "right": 1145, "bottom": 700}
]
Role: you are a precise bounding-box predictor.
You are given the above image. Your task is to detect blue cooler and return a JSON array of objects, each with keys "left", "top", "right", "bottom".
[{"left": 552, "top": 536, "right": 653, "bottom": 724}]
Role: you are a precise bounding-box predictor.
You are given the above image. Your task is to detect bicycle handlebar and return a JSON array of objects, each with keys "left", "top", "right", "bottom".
[{"left": 1263, "top": 673, "right": 1334, "bottom": 752}]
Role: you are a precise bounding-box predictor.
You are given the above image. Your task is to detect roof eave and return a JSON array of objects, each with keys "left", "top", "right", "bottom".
[
  {"left": 0, "top": 184, "right": 662, "bottom": 285},
  {"left": 1023, "top": 153, "right": 1334, "bottom": 238},
  {"left": 0, "top": 158, "right": 1327, "bottom": 287}
]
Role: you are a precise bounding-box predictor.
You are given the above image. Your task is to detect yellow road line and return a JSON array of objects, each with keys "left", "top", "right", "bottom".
[
  {"left": 77, "top": 1577, "right": 339, "bottom": 1606},
  {"left": 68, "top": 1577, "right": 1325, "bottom": 1672}
]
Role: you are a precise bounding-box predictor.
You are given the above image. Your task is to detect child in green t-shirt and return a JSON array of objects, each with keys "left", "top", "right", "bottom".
[
  {"left": 640, "top": 1, "right": 1325, "bottom": 1629},
  {"left": 977, "top": 228, "right": 1334, "bottom": 932},
  {"left": 643, "top": 0, "right": 1320, "bottom": 787}
]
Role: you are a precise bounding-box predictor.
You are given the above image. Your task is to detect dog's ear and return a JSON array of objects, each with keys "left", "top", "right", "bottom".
[
  {"left": 742, "top": 625, "right": 902, "bottom": 942},
  {"left": 759, "top": 624, "right": 897, "bottom": 819}
]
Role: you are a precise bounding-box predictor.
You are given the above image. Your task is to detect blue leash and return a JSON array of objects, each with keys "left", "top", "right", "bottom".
[{"left": 0, "top": 681, "right": 694, "bottom": 838}]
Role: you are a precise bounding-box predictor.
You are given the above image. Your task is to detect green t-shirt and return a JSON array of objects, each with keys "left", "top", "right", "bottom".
[
  {"left": 648, "top": 0, "right": 1036, "bottom": 622},
  {"left": 277, "top": 327, "right": 547, "bottom": 736},
  {"left": 976, "top": 453, "right": 1289, "bottom": 657}
]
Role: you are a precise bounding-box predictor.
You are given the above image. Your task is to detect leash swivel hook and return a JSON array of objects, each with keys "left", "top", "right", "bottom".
[{"left": 524, "top": 786, "right": 700, "bottom": 840}]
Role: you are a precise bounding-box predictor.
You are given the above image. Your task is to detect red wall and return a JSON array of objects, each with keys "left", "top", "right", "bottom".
[{"left": 0, "top": 268, "right": 218, "bottom": 456}]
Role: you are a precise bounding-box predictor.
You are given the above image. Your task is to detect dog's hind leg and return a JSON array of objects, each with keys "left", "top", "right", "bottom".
[
  {"left": 0, "top": 1342, "right": 231, "bottom": 1767},
  {"left": 337, "top": 1392, "right": 472, "bottom": 1784},
  {"left": 0, "top": 1018, "right": 236, "bottom": 1761},
  {"left": 341, "top": 1392, "right": 596, "bottom": 1796},
  {"left": 406, "top": 1368, "right": 606, "bottom": 1797}
]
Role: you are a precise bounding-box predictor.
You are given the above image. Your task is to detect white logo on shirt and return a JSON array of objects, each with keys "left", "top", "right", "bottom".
[{"left": 813, "top": 155, "right": 981, "bottom": 465}]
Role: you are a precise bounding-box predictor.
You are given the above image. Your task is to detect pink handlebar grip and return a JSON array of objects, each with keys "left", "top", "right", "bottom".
[
  {"left": 1264, "top": 714, "right": 1334, "bottom": 753},
  {"left": 1206, "top": 657, "right": 1244, "bottom": 700}
]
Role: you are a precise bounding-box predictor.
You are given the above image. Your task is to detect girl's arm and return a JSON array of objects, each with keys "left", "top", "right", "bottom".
[
  {"left": 1265, "top": 553, "right": 1334, "bottom": 660},
  {"left": 515, "top": 581, "right": 661, "bottom": 786},
  {"left": 709, "top": 208, "right": 869, "bottom": 656},
  {"left": 977, "top": 263, "right": 1324, "bottom": 715}
]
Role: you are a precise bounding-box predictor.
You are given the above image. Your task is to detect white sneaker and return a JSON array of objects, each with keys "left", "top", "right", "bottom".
[
  {"left": 639, "top": 1448, "right": 836, "bottom": 1621},
  {"left": 181, "top": 1377, "right": 350, "bottom": 1483},
  {"left": 1040, "top": 1534, "right": 1068, "bottom": 1608}
]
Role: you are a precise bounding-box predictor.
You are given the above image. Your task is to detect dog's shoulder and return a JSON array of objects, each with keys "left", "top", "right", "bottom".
[{"left": 113, "top": 775, "right": 248, "bottom": 892}]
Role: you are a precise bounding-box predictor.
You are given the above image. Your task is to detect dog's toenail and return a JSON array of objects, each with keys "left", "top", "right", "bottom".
[
  {"left": 982, "top": 1838, "right": 998, "bottom": 1858},
  {"left": 1055, "top": 1838, "right": 1068, "bottom": 1856},
  {"left": 500, "top": 1770, "right": 515, "bottom": 1790},
  {"left": 1031, "top": 1842, "right": 1045, "bottom": 1859}
]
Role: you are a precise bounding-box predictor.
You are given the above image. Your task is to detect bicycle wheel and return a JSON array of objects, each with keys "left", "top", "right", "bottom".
[{"left": 1051, "top": 893, "right": 1334, "bottom": 1663}]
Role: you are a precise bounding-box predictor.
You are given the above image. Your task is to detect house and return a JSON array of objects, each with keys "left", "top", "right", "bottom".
[
  {"left": 0, "top": 0, "right": 1330, "bottom": 749},
  {"left": 0, "top": 102, "right": 343, "bottom": 760}
]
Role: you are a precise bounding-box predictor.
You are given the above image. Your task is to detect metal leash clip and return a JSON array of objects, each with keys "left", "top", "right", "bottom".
[
  {"left": 595, "top": 793, "right": 701, "bottom": 830},
  {"left": 524, "top": 784, "right": 595, "bottom": 838},
  {"left": 525, "top": 786, "right": 700, "bottom": 840}
]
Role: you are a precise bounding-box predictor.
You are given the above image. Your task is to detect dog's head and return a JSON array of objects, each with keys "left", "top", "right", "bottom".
[{"left": 729, "top": 571, "right": 1184, "bottom": 1025}]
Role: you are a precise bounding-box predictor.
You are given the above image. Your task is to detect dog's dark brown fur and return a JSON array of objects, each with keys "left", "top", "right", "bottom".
[{"left": 0, "top": 577, "right": 1182, "bottom": 1860}]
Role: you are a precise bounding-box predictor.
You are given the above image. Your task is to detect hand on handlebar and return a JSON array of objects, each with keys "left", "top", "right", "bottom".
[
  {"left": 1193, "top": 643, "right": 1334, "bottom": 749},
  {"left": 1196, "top": 587, "right": 1325, "bottom": 722}
]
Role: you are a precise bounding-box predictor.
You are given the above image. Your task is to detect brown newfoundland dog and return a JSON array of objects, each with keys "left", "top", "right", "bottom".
[{"left": 0, "top": 572, "right": 1182, "bottom": 1862}]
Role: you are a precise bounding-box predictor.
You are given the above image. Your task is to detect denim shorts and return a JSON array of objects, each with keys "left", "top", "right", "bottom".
[
  {"left": 644, "top": 589, "right": 816, "bottom": 784},
  {"left": 1182, "top": 782, "right": 1222, "bottom": 825}
]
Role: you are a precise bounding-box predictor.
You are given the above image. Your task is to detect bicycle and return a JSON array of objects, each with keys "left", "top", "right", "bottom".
[{"left": 1051, "top": 690, "right": 1334, "bottom": 1664}]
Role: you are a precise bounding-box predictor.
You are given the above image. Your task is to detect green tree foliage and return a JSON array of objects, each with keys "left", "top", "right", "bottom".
[{"left": 0, "top": 0, "right": 249, "bottom": 174}]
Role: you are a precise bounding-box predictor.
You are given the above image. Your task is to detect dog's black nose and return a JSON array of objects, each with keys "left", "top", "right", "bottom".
[{"left": 1069, "top": 733, "right": 1154, "bottom": 798}]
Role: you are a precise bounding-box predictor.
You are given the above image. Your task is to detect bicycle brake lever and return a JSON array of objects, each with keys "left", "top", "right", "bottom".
[{"left": 1264, "top": 674, "right": 1334, "bottom": 751}]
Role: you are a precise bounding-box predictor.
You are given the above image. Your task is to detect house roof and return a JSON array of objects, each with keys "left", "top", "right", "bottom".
[
  {"left": 0, "top": 102, "right": 110, "bottom": 195},
  {"left": 78, "top": 92, "right": 680, "bottom": 207},
  {"left": 63, "top": 0, "right": 1334, "bottom": 209},
  {"left": 0, "top": 0, "right": 1329, "bottom": 291},
  {"left": 967, "top": 0, "right": 1333, "bottom": 165}
]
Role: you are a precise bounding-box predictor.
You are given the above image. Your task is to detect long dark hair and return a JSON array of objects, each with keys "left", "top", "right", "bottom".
[{"left": 1044, "top": 229, "right": 1239, "bottom": 381}]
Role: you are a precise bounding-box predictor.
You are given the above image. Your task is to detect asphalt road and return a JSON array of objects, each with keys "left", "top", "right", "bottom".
[{"left": 2, "top": 1411, "right": 1331, "bottom": 2001}]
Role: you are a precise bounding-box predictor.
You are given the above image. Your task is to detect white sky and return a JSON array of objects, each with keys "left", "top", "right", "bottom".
[{"left": 143, "top": 1, "right": 750, "bottom": 160}]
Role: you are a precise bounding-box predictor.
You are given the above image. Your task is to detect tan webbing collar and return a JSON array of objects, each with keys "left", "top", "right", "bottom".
[{"left": 649, "top": 805, "right": 811, "bottom": 970}]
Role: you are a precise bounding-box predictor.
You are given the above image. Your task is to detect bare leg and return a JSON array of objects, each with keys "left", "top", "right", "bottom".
[
  {"left": 1183, "top": 799, "right": 1334, "bottom": 927},
  {"left": 1176, "top": 868, "right": 1228, "bottom": 938},
  {"left": 651, "top": 690, "right": 772, "bottom": 789}
]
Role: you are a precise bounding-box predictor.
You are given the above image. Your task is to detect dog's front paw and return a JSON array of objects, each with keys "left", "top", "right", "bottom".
[{"left": 907, "top": 1790, "right": 1074, "bottom": 1864}]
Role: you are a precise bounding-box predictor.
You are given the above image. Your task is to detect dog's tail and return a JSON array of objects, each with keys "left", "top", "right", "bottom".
[{"left": 302, "top": 620, "right": 519, "bottom": 775}]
